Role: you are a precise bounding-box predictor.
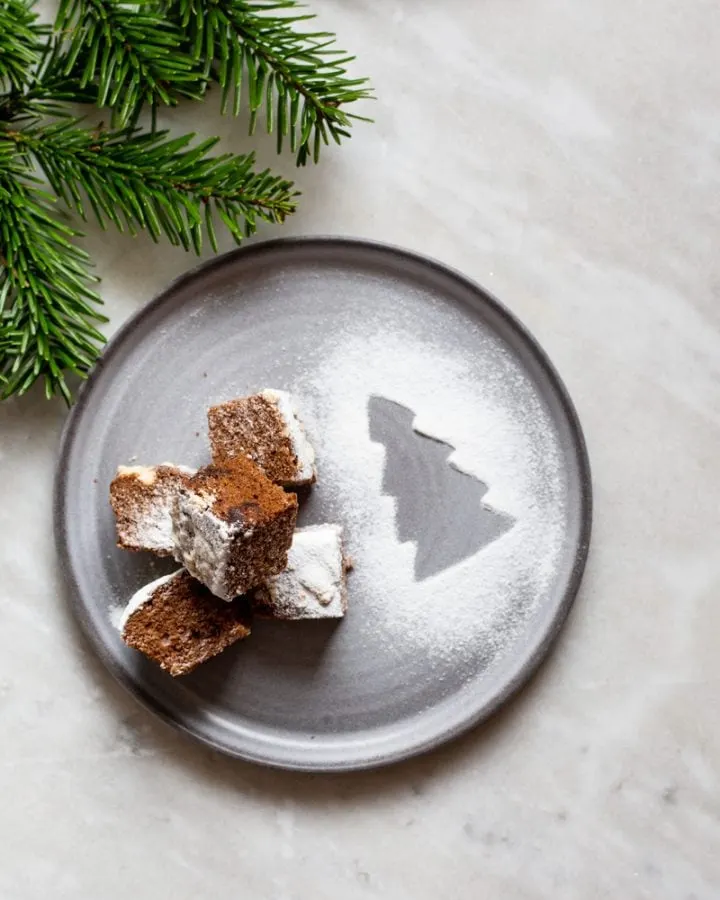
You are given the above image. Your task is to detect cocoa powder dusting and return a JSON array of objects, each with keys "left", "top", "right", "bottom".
[{"left": 187, "top": 456, "right": 296, "bottom": 521}]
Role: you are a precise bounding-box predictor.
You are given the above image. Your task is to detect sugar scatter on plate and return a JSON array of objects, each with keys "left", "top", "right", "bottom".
[{"left": 295, "top": 318, "right": 568, "bottom": 673}]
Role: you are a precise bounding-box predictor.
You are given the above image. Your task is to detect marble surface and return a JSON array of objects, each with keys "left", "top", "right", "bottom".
[{"left": 2, "top": 0, "right": 720, "bottom": 896}]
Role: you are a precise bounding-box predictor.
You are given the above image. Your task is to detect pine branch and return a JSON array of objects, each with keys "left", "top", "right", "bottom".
[
  {"left": 0, "top": 0, "right": 372, "bottom": 402},
  {"left": 10, "top": 121, "right": 298, "bottom": 253},
  {"left": 0, "top": 147, "right": 105, "bottom": 402},
  {"left": 0, "top": 0, "right": 48, "bottom": 94},
  {"left": 0, "top": 40, "right": 100, "bottom": 122},
  {"left": 55, "top": 0, "right": 207, "bottom": 128},
  {"left": 169, "top": 0, "right": 373, "bottom": 164}
]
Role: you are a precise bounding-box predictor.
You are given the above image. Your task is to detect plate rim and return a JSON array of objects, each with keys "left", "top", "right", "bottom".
[{"left": 54, "top": 235, "right": 593, "bottom": 772}]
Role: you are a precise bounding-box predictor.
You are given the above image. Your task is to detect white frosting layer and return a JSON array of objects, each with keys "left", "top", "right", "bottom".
[
  {"left": 261, "top": 389, "right": 316, "bottom": 483},
  {"left": 119, "top": 570, "right": 182, "bottom": 632},
  {"left": 116, "top": 462, "right": 195, "bottom": 484},
  {"left": 259, "top": 524, "right": 347, "bottom": 619},
  {"left": 116, "top": 464, "right": 157, "bottom": 486},
  {"left": 114, "top": 464, "right": 196, "bottom": 553},
  {"left": 171, "top": 489, "right": 249, "bottom": 601}
]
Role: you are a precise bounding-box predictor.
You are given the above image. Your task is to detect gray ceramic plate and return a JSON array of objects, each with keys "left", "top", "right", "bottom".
[{"left": 55, "top": 237, "right": 591, "bottom": 771}]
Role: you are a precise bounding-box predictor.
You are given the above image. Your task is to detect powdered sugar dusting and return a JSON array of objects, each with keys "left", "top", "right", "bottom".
[
  {"left": 261, "top": 389, "right": 316, "bottom": 483},
  {"left": 111, "top": 464, "right": 195, "bottom": 555},
  {"left": 296, "top": 324, "right": 567, "bottom": 669},
  {"left": 171, "top": 488, "right": 238, "bottom": 600},
  {"left": 254, "top": 524, "right": 347, "bottom": 619},
  {"left": 108, "top": 603, "right": 126, "bottom": 632}
]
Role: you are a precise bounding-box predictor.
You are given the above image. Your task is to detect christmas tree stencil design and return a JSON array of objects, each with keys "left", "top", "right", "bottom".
[{"left": 368, "top": 396, "right": 515, "bottom": 580}]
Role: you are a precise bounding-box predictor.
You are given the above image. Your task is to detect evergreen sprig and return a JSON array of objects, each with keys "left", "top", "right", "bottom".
[
  {"left": 12, "top": 122, "right": 297, "bottom": 252},
  {"left": 0, "top": 0, "right": 371, "bottom": 402},
  {"left": 0, "top": 148, "right": 105, "bottom": 402},
  {"left": 0, "top": 39, "right": 99, "bottom": 122},
  {"left": 56, "top": 0, "right": 207, "bottom": 128},
  {"left": 0, "top": 0, "right": 48, "bottom": 93},
  {"left": 169, "top": 0, "right": 373, "bottom": 164}
]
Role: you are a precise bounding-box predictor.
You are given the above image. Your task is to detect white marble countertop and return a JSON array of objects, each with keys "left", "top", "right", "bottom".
[{"left": 2, "top": 1, "right": 720, "bottom": 897}]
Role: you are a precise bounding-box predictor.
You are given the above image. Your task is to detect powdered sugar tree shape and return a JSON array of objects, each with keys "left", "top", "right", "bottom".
[{"left": 368, "top": 396, "right": 514, "bottom": 580}]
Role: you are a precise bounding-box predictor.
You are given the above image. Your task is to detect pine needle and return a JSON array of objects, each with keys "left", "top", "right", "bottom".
[
  {"left": 13, "top": 122, "right": 298, "bottom": 252},
  {"left": 0, "top": 0, "right": 371, "bottom": 402},
  {"left": 168, "top": 0, "right": 374, "bottom": 164},
  {"left": 0, "top": 150, "right": 105, "bottom": 402},
  {"left": 0, "top": 0, "right": 48, "bottom": 93},
  {"left": 55, "top": 0, "right": 208, "bottom": 128}
]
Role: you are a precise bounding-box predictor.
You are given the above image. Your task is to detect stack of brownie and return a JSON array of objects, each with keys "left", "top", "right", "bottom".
[{"left": 110, "top": 390, "right": 351, "bottom": 676}]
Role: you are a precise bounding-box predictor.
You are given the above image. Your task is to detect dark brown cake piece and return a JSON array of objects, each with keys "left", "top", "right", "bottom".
[
  {"left": 120, "top": 569, "right": 251, "bottom": 676},
  {"left": 110, "top": 464, "right": 195, "bottom": 556},
  {"left": 171, "top": 456, "right": 298, "bottom": 600},
  {"left": 208, "top": 389, "right": 316, "bottom": 487}
]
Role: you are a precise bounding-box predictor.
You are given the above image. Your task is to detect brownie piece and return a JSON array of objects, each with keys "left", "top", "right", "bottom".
[
  {"left": 120, "top": 569, "right": 251, "bottom": 676},
  {"left": 171, "top": 456, "right": 298, "bottom": 600},
  {"left": 252, "top": 524, "right": 351, "bottom": 620},
  {"left": 109, "top": 464, "right": 195, "bottom": 556},
  {"left": 208, "top": 389, "right": 316, "bottom": 487}
]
